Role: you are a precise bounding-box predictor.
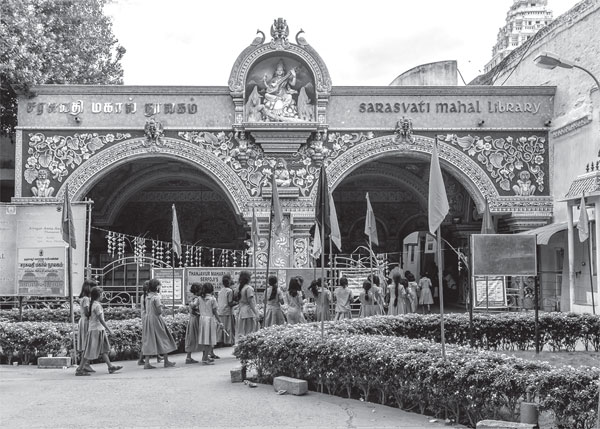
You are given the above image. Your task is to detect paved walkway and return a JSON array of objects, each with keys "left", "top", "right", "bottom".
[{"left": 0, "top": 347, "right": 465, "bottom": 428}]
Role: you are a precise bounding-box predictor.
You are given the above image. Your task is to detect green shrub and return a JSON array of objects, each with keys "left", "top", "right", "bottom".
[{"left": 234, "top": 324, "right": 599, "bottom": 429}]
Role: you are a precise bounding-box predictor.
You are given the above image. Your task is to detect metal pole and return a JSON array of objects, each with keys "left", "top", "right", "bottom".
[
  {"left": 172, "top": 253, "right": 175, "bottom": 319},
  {"left": 264, "top": 203, "right": 275, "bottom": 326},
  {"left": 85, "top": 199, "right": 92, "bottom": 278},
  {"left": 320, "top": 191, "right": 326, "bottom": 340},
  {"left": 67, "top": 245, "right": 77, "bottom": 365},
  {"left": 437, "top": 227, "right": 446, "bottom": 360},
  {"left": 588, "top": 224, "right": 596, "bottom": 315}
]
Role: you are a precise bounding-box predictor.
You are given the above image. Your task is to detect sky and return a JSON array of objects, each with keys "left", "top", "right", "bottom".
[{"left": 104, "top": 0, "right": 579, "bottom": 87}]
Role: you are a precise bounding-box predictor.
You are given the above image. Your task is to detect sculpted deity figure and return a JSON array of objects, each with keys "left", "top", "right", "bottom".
[
  {"left": 274, "top": 158, "right": 291, "bottom": 187},
  {"left": 31, "top": 169, "right": 54, "bottom": 197},
  {"left": 513, "top": 171, "right": 536, "bottom": 196},
  {"left": 262, "top": 60, "right": 299, "bottom": 120}
]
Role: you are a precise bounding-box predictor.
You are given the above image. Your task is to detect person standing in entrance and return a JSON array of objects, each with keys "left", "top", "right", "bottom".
[
  {"left": 75, "top": 286, "right": 122, "bottom": 376},
  {"left": 235, "top": 271, "right": 259, "bottom": 340},
  {"left": 388, "top": 272, "right": 407, "bottom": 315},
  {"left": 418, "top": 272, "right": 434, "bottom": 313},
  {"left": 334, "top": 276, "right": 354, "bottom": 320},
  {"left": 142, "top": 278, "right": 177, "bottom": 369}
]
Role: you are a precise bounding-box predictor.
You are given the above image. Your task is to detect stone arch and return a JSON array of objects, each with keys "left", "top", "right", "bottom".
[
  {"left": 323, "top": 134, "right": 499, "bottom": 214},
  {"left": 93, "top": 167, "right": 232, "bottom": 226},
  {"left": 339, "top": 164, "right": 429, "bottom": 212},
  {"left": 57, "top": 137, "right": 250, "bottom": 215}
]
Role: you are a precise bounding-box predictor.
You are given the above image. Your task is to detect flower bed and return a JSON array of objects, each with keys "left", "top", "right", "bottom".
[{"left": 234, "top": 324, "right": 600, "bottom": 429}]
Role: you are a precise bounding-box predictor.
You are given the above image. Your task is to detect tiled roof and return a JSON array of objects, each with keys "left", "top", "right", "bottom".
[{"left": 564, "top": 171, "right": 600, "bottom": 200}]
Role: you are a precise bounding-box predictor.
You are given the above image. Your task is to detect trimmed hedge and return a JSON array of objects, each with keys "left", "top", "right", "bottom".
[
  {"left": 234, "top": 324, "right": 600, "bottom": 429},
  {"left": 0, "top": 315, "right": 189, "bottom": 364},
  {"left": 0, "top": 306, "right": 190, "bottom": 323},
  {"left": 325, "top": 312, "right": 600, "bottom": 351}
]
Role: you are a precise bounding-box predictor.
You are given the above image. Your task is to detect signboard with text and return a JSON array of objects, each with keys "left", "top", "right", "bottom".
[
  {"left": 0, "top": 204, "right": 87, "bottom": 296},
  {"left": 151, "top": 268, "right": 185, "bottom": 307},
  {"left": 474, "top": 276, "right": 507, "bottom": 309}
]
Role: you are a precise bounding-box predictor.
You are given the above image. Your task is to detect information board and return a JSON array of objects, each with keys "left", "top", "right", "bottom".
[
  {"left": 471, "top": 234, "right": 537, "bottom": 276},
  {"left": 474, "top": 276, "right": 507, "bottom": 308},
  {"left": 151, "top": 268, "right": 185, "bottom": 306},
  {"left": 0, "top": 203, "right": 87, "bottom": 296}
]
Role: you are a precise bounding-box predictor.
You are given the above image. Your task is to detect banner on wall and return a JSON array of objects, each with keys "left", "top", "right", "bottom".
[{"left": 0, "top": 204, "right": 87, "bottom": 297}]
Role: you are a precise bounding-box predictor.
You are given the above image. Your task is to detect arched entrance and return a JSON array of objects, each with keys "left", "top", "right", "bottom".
[{"left": 57, "top": 137, "right": 251, "bottom": 270}]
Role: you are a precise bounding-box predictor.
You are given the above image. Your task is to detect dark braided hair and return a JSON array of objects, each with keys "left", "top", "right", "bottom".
[
  {"left": 392, "top": 273, "right": 402, "bottom": 308},
  {"left": 268, "top": 275, "right": 278, "bottom": 300},
  {"left": 87, "top": 286, "right": 102, "bottom": 318},
  {"left": 362, "top": 281, "right": 371, "bottom": 302}
]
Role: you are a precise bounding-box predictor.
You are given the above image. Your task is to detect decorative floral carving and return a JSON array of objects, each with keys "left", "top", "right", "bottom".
[
  {"left": 438, "top": 134, "right": 546, "bottom": 194},
  {"left": 24, "top": 132, "right": 131, "bottom": 185},
  {"left": 178, "top": 130, "right": 322, "bottom": 197},
  {"left": 293, "top": 237, "right": 308, "bottom": 268}
]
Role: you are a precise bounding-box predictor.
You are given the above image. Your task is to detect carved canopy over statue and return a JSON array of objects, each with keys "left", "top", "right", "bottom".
[{"left": 245, "top": 58, "right": 315, "bottom": 123}]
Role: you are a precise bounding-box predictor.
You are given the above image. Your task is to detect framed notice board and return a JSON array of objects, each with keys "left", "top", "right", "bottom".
[{"left": 471, "top": 235, "right": 537, "bottom": 276}]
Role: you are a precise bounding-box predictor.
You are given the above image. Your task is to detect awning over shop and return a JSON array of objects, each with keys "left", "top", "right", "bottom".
[{"left": 518, "top": 221, "right": 578, "bottom": 245}]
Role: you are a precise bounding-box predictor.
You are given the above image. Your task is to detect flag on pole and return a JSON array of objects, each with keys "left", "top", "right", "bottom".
[
  {"left": 578, "top": 193, "right": 589, "bottom": 242},
  {"left": 310, "top": 222, "right": 322, "bottom": 259},
  {"left": 329, "top": 193, "right": 342, "bottom": 251},
  {"left": 251, "top": 207, "right": 260, "bottom": 246},
  {"left": 61, "top": 184, "right": 76, "bottom": 249},
  {"left": 428, "top": 139, "right": 449, "bottom": 235},
  {"left": 481, "top": 197, "right": 496, "bottom": 234},
  {"left": 271, "top": 173, "right": 283, "bottom": 236},
  {"left": 172, "top": 204, "right": 182, "bottom": 258},
  {"left": 315, "top": 166, "right": 342, "bottom": 251},
  {"left": 315, "top": 166, "right": 330, "bottom": 230},
  {"left": 364, "top": 192, "right": 379, "bottom": 246}
]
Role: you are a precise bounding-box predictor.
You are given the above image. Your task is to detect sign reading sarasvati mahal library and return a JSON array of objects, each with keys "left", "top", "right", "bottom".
[{"left": 10, "top": 18, "right": 555, "bottom": 288}]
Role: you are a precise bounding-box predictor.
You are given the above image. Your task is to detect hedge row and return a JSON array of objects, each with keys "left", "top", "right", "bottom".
[
  {"left": 0, "top": 315, "right": 189, "bottom": 364},
  {"left": 234, "top": 324, "right": 600, "bottom": 429},
  {"left": 326, "top": 312, "right": 600, "bottom": 351},
  {"left": 0, "top": 306, "right": 190, "bottom": 323}
]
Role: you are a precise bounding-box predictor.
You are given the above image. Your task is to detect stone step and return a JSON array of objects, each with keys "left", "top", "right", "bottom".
[
  {"left": 273, "top": 376, "right": 308, "bottom": 396},
  {"left": 477, "top": 420, "right": 536, "bottom": 429},
  {"left": 37, "top": 357, "right": 71, "bottom": 368}
]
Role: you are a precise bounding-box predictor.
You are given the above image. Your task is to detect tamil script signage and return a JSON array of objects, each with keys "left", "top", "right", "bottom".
[{"left": 0, "top": 204, "right": 87, "bottom": 297}]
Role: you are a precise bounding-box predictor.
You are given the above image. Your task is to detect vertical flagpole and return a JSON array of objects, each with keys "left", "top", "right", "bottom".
[
  {"left": 172, "top": 252, "right": 175, "bottom": 318},
  {"left": 67, "top": 239, "right": 76, "bottom": 365},
  {"left": 588, "top": 224, "right": 596, "bottom": 315},
  {"left": 264, "top": 201, "right": 275, "bottom": 326},
  {"left": 320, "top": 184, "right": 326, "bottom": 340},
  {"left": 436, "top": 227, "right": 446, "bottom": 360}
]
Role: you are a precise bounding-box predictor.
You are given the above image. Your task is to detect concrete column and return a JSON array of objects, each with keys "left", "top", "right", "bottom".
[
  {"left": 594, "top": 200, "right": 599, "bottom": 314},
  {"left": 566, "top": 202, "right": 575, "bottom": 311}
]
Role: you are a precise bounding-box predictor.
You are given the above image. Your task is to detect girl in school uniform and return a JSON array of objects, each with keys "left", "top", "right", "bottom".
[
  {"left": 264, "top": 275, "right": 286, "bottom": 327},
  {"left": 406, "top": 272, "right": 419, "bottom": 313},
  {"left": 235, "top": 271, "right": 259, "bottom": 340},
  {"left": 197, "top": 282, "right": 224, "bottom": 365},
  {"left": 184, "top": 282, "right": 202, "bottom": 364},
  {"left": 77, "top": 279, "right": 96, "bottom": 373},
  {"left": 217, "top": 274, "right": 236, "bottom": 346},
  {"left": 418, "top": 272, "right": 434, "bottom": 313},
  {"left": 75, "top": 286, "right": 122, "bottom": 376},
  {"left": 286, "top": 276, "right": 306, "bottom": 324},
  {"left": 334, "top": 276, "right": 353, "bottom": 320},
  {"left": 359, "top": 281, "right": 379, "bottom": 317},
  {"left": 142, "top": 278, "right": 177, "bottom": 369},
  {"left": 388, "top": 273, "right": 408, "bottom": 315},
  {"left": 310, "top": 278, "right": 332, "bottom": 322}
]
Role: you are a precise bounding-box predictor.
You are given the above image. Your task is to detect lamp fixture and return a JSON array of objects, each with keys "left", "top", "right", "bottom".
[
  {"left": 534, "top": 52, "right": 600, "bottom": 90},
  {"left": 477, "top": 119, "right": 485, "bottom": 127}
]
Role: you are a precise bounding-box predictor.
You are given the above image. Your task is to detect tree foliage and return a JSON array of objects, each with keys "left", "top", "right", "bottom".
[{"left": 0, "top": 0, "right": 125, "bottom": 135}]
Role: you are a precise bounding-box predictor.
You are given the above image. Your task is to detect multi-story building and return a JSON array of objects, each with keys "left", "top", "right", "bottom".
[{"left": 485, "top": 0, "right": 553, "bottom": 73}]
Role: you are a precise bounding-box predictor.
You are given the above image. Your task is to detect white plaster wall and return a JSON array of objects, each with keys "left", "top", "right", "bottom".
[{"left": 490, "top": 1, "right": 600, "bottom": 223}]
